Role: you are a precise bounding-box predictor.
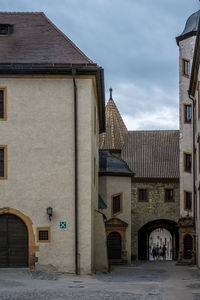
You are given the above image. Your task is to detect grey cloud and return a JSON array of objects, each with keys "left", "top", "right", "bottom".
[{"left": 0, "top": 0, "right": 199, "bottom": 129}]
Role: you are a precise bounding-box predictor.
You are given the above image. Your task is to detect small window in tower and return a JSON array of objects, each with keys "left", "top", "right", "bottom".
[
  {"left": 0, "top": 24, "right": 12, "bottom": 36},
  {"left": 165, "top": 189, "right": 174, "bottom": 202},
  {"left": 182, "top": 59, "right": 190, "bottom": 77},
  {"left": 111, "top": 193, "right": 122, "bottom": 215},
  {"left": 0, "top": 88, "right": 7, "bottom": 120},
  {"left": 0, "top": 145, "right": 7, "bottom": 179},
  {"left": 138, "top": 189, "right": 148, "bottom": 202},
  {"left": 184, "top": 104, "right": 191, "bottom": 123},
  {"left": 37, "top": 227, "right": 50, "bottom": 243},
  {"left": 184, "top": 153, "right": 192, "bottom": 173},
  {"left": 184, "top": 191, "right": 192, "bottom": 211}
]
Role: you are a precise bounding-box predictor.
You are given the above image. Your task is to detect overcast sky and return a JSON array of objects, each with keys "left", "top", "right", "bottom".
[{"left": 0, "top": 0, "right": 199, "bottom": 130}]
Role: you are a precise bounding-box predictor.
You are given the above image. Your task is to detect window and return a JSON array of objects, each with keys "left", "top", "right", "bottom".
[
  {"left": 184, "top": 153, "right": 192, "bottom": 173},
  {"left": 111, "top": 193, "right": 122, "bottom": 215},
  {"left": 0, "top": 24, "right": 12, "bottom": 36},
  {"left": 182, "top": 59, "right": 190, "bottom": 77},
  {"left": 184, "top": 191, "right": 192, "bottom": 211},
  {"left": 0, "top": 87, "right": 7, "bottom": 120},
  {"left": 37, "top": 227, "right": 50, "bottom": 243},
  {"left": 165, "top": 189, "right": 174, "bottom": 202},
  {"left": 184, "top": 104, "right": 191, "bottom": 123},
  {"left": 138, "top": 189, "right": 147, "bottom": 202},
  {"left": 0, "top": 146, "right": 7, "bottom": 179}
]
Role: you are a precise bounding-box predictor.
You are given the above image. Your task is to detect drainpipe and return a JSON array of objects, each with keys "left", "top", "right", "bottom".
[
  {"left": 72, "top": 68, "right": 79, "bottom": 275},
  {"left": 188, "top": 93, "right": 196, "bottom": 263}
]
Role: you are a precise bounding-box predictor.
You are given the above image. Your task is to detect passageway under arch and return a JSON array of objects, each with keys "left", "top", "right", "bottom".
[{"left": 138, "top": 219, "right": 179, "bottom": 260}]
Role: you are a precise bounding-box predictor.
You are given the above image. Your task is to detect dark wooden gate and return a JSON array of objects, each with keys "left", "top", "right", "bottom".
[
  {"left": 0, "top": 214, "right": 28, "bottom": 267},
  {"left": 107, "top": 232, "right": 121, "bottom": 259},
  {"left": 184, "top": 234, "right": 193, "bottom": 259}
]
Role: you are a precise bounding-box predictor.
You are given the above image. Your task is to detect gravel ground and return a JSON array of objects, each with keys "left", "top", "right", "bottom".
[{"left": 0, "top": 261, "right": 199, "bottom": 300}]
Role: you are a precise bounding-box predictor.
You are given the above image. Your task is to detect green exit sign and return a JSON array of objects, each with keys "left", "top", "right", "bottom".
[{"left": 60, "top": 221, "right": 66, "bottom": 229}]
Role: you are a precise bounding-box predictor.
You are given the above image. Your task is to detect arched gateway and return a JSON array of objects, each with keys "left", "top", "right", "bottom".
[
  {"left": 138, "top": 219, "right": 179, "bottom": 260},
  {"left": 0, "top": 207, "right": 38, "bottom": 268},
  {"left": 0, "top": 214, "right": 28, "bottom": 267}
]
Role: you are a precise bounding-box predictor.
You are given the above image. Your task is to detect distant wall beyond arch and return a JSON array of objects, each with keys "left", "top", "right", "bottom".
[
  {"left": 138, "top": 219, "right": 179, "bottom": 260},
  {"left": 0, "top": 207, "right": 38, "bottom": 267}
]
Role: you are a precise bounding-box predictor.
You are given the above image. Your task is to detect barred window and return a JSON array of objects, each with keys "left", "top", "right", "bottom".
[{"left": 37, "top": 227, "right": 50, "bottom": 243}]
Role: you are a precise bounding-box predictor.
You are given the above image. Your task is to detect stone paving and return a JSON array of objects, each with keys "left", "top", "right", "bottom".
[{"left": 0, "top": 261, "right": 200, "bottom": 299}]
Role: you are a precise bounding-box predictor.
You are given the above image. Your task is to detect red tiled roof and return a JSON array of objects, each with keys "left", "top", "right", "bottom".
[{"left": 122, "top": 130, "right": 179, "bottom": 178}]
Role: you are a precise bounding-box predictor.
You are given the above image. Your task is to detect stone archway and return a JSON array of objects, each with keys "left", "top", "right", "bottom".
[
  {"left": 0, "top": 207, "right": 38, "bottom": 268},
  {"left": 138, "top": 219, "right": 179, "bottom": 260}
]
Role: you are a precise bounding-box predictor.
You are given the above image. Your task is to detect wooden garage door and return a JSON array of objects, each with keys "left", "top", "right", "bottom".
[{"left": 0, "top": 214, "right": 28, "bottom": 267}]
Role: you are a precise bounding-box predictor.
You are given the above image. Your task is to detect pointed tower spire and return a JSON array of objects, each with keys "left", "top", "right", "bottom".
[
  {"left": 99, "top": 89, "right": 128, "bottom": 150},
  {"left": 109, "top": 87, "right": 113, "bottom": 99}
]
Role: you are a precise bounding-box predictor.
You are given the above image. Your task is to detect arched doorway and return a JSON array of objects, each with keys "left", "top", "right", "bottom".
[
  {"left": 107, "top": 232, "right": 121, "bottom": 259},
  {"left": 138, "top": 219, "right": 179, "bottom": 260},
  {"left": 149, "top": 228, "right": 172, "bottom": 260},
  {"left": 184, "top": 234, "right": 193, "bottom": 259},
  {"left": 0, "top": 214, "right": 28, "bottom": 267}
]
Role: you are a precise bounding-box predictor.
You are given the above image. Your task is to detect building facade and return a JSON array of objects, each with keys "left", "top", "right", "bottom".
[
  {"left": 0, "top": 12, "right": 107, "bottom": 274},
  {"left": 176, "top": 10, "right": 200, "bottom": 264},
  {"left": 99, "top": 94, "right": 180, "bottom": 262}
]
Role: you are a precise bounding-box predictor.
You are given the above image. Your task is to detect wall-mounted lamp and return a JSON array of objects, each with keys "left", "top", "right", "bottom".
[{"left": 47, "top": 206, "right": 53, "bottom": 221}]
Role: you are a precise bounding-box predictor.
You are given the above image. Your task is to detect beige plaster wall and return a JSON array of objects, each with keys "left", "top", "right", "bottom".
[
  {"left": 0, "top": 76, "right": 98, "bottom": 273},
  {"left": 131, "top": 181, "right": 180, "bottom": 259},
  {"left": 99, "top": 175, "right": 132, "bottom": 263},
  {"left": 179, "top": 37, "right": 195, "bottom": 217},
  {"left": 94, "top": 210, "right": 108, "bottom": 272}
]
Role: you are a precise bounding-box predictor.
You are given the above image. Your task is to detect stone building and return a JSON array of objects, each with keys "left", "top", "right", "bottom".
[
  {"left": 99, "top": 92, "right": 180, "bottom": 261},
  {"left": 176, "top": 10, "right": 200, "bottom": 264},
  {"left": 0, "top": 12, "right": 107, "bottom": 274}
]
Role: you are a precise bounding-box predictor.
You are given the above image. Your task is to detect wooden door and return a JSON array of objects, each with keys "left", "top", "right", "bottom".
[
  {"left": 0, "top": 214, "right": 28, "bottom": 267},
  {"left": 107, "top": 232, "right": 121, "bottom": 259},
  {"left": 184, "top": 234, "right": 193, "bottom": 259}
]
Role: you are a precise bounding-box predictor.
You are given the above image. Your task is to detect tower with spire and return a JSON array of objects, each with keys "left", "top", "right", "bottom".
[
  {"left": 176, "top": 10, "right": 200, "bottom": 265},
  {"left": 99, "top": 88, "right": 128, "bottom": 155}
]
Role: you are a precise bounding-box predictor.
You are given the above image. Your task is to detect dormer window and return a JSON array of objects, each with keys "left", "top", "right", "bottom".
[{"left": 0, "top": 24, "right": 12, "bottom": 36}]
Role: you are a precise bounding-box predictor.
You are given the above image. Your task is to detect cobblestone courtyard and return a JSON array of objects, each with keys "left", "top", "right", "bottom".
[{"left": 0, "top": 261, "right": 200, "bottom": 299}]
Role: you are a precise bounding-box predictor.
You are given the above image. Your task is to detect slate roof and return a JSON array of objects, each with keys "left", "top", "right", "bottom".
[
  {"left": 0, "top": 12, "right": 105, "bottom": 132},
  {"left": 99, "top": 150, "right": 134, "bottom": 177},
  {"left": 0, "top": 12, "right": 96, "bottom": 66},
  {"left": 99, "top": 98, "right": 128, "bottom": 150},
  {"left": 98, "top": 194, "right": 107, "bottom": 209},
  {"left": 176, "top": 10, "right": 200, "bottom": 44},
  {"left": 122, "top": 131, "right": 179, "bottom": 178}
]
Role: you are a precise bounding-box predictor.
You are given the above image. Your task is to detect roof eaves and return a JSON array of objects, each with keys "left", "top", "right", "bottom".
[{"left": 176, "top": 30, "right": 197, "bottom": 46}]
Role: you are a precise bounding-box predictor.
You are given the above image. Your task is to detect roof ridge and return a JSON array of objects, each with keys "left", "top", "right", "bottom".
[
  {"left": 128, "top": 130, "right": 179, "bottom": 133},
  {"left": 41, "top": 12, "right": 95, "bottom": 65},
  {"left": 0, "top": 12, "right": 43, "bottom": 14}
]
